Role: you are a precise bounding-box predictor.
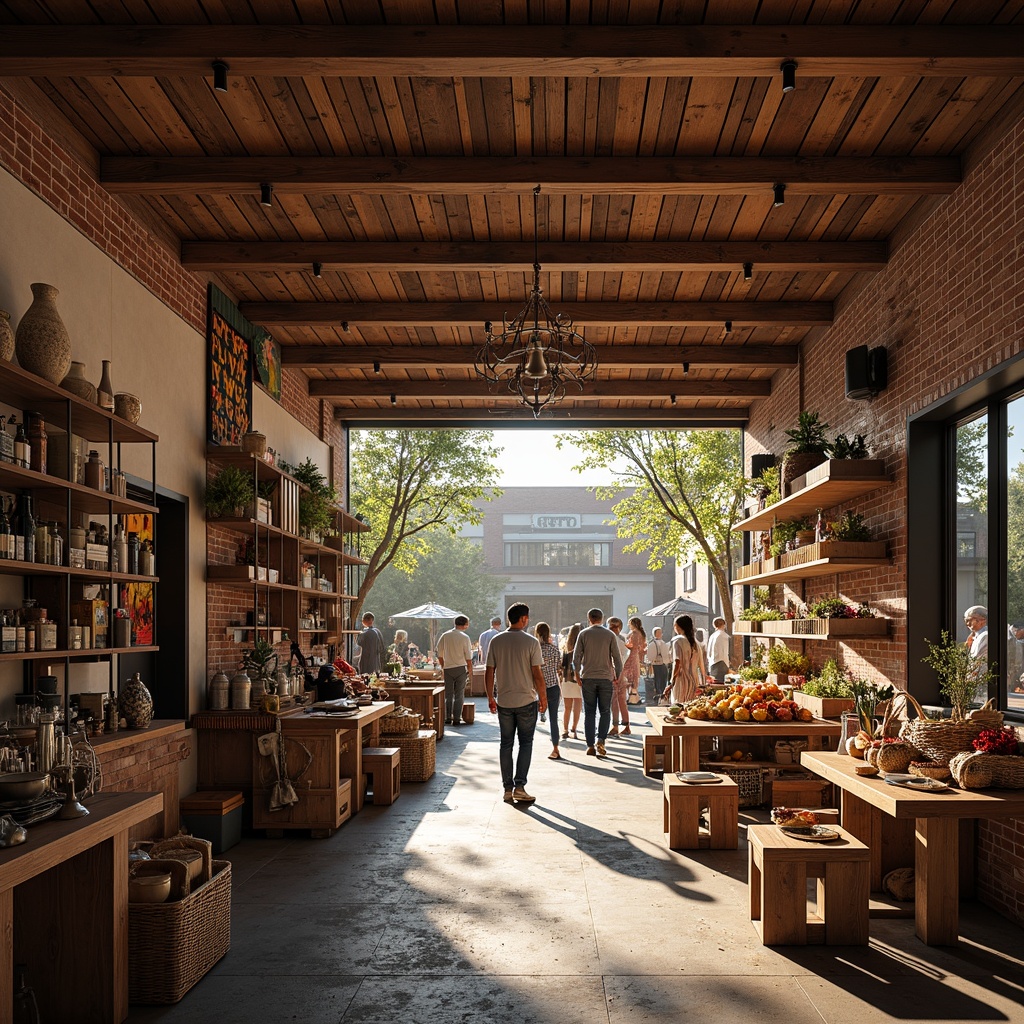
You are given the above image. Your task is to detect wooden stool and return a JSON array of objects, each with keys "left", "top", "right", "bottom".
[
  {"left": 462, "top": 702, "right": 476, "bottom": 724},
  {"left": 663, "top": 773, "right": 739, "bottom": 850},
  {"left": 362, "top": 746, "right": 401, "bottom": 806},
  {"left": 748, "top": 824, "right": 870, "bottom": 946},
  {"left": 770, "top": 776, "right": 830, "bottom": 808},
  {"left": 643, "top": 734, "right": 669, "bottom": 775}
]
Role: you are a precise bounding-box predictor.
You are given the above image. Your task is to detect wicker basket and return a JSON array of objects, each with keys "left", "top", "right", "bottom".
[
  {"left": 949, "top": 751, "right": 1024, "bottom": 789},
  {"left": 380, "top": 707, "right": 422, "bottom": 735},
  {"left": 896, "top": 690, "right": 990, "bottom": 766},
  {"left": 882, "top": 867, "right": 915, "bottom": 902},
  {"left": 149, "top": 835, "right": 213, "bottom": 886},
  {"left": 703, "top": 763, "right": 763, "bottom": 807},
  {"left": 908, "top": 760, "right": 952, "bottom": 781},
  {"left": 389, "top": 729, "right": 436, "bottom": 782},
  {"left": 128, "top": 860, "right": 232, "bottom": 1004}
]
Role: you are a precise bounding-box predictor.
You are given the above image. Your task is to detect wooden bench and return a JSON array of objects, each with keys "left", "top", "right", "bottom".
[
  {"left": 748, "top": 823, "right": 869, "bottom": 945},
  {"left": 362, "top": 746, "right": 401, "bottom": 806},
  {"left": 663, "top": 773, "right": 739, "bottom": 850},
  {"left": 643, "top": 734, "right": 669, "bottom": 775},
  {"left": 770, "top": 776, "right": 831, "bottom": 808}
]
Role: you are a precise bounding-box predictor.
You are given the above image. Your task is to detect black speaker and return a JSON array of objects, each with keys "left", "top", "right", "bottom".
[
  {"left": 845, "top": 345, "right": 888, "bottom": 400},
  {"left": 750, "top": 453, "right": 776, "bottom": 480}
]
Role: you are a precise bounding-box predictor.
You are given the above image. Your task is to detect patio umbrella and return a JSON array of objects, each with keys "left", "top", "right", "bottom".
[
  {"left": 643, "top": 596, "right": 710, "bottom": 619},
  {"left": 392, "top": 602, "right": 463, "bottom": 662}
]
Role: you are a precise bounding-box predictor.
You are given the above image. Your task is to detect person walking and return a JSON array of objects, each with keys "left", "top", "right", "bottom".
[
  {"left": 535, "top": 622, "right": 563, "bottom": 760},
  {"left": 485, "top": 603, "right": 547, "bottom": 804},
  {"left": 478, "top": 616, "right": 503, "bottom": 665},
  {"left": 436, "top": 615, "right": 474, "bottom": 727},
  {"left": 614, "top": 617, "right": 646, "bottom": 733},
  {"left": 706, "top": 616, "right": 732, "bottom": 685},
  {"left": 646, "top": 627, "right": 671, "bottom": 703},
  {"left": 572, "top": 608, "right": 623, "bottom": 758},
  {"left": 607, "top": 618, "right": 630, "bottom": 735},
  {"left": 667, "top": 614, "right": 706, "bottom": 705},
  {"left": 560, "top": 623, "right": 584, "bottom": 740},
  {"left": 356, "top": 612, "right": 385, "bottom": 675}
]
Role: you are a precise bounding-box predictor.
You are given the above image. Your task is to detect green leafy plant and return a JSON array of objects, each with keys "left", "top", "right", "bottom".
[
  {"left": 922, "top": 630, "right": 997, "bottom": 719},
  {"left": 830, "top": 433, "right": 869, "bottom": 460},
  {"left": 770, "top": 517, "right": 809, "bottom": 557},
  {"left": 850, "top": 678, "right": 895, "bottom": 734},
  {"left": 802, "top": 659, "right": 853, "bottom": 699},
  {"left": 291, "top": 457, "right": 339, "bottom": 540},
  {"left": 829, "top": 509, "right": 872, "bottom": 542},
  {"left": 241, "top": 636, "right": 278, "bottom": 682},
  {"left": 784, "top": 412, "right": 831, "bottom": 455},
  {"left": 766, "top": 645, "right": 811, "bottom": 676},
  {"left": 740, "top": 587, "right": 782, "bottom": 621},
  {"left": 756, "top": 463, "right": 781, "bottom": 508},
  {"left": 809, "top": 596, "right": 852, "bottom": 619},
  {"left": 205, "top": 466, "right": 255, "bottom": 518}
]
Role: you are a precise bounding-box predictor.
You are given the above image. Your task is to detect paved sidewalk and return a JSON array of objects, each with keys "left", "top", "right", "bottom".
[{"left": 132, "top": 707, "right": 1024, "bottom": 1023}]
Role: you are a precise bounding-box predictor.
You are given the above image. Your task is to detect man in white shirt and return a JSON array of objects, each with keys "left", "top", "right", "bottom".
[
  {"left": 436, "top": 615, "right": 474, "bottom": 727},
  {"left": 645, "top": 627, "right": 671, "bottom": 702},
  {"left": 707, "top": 617, "right": 732, "bottom": 684},
  {"left": 964, "top": 605, "right": 989, "bottom": 703}
]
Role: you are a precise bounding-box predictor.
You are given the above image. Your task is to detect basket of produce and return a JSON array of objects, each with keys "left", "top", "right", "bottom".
[
  {"left": 948, "top": 726, "right": 1024, "bottom": 788},
  {"left": 684, "top": 681, "right": 813, "bottom": 723},
  {"left": 907, "top": 760, "right": 952, "bottom": 781},
  {"left": 380, "top": 706, "right": 422, "bottom": 735},
  {"left": 897, "top": 690, "right": 994, "bottom": 765}
]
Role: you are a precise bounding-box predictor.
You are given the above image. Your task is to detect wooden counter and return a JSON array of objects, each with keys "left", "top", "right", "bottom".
[
  {"left": 0, "top": 790, "right": 162, "bottom": 1023},
  {"left": 387, "top": 683, "right": 446, "bottom": 740}
]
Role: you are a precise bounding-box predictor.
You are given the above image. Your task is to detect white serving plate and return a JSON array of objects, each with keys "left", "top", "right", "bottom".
[
  {"left": 883, "top": 773, "right": 949, "bottom": 792},
  {"left": 676, "top": 771, "right": 723, "bottom": 783}
]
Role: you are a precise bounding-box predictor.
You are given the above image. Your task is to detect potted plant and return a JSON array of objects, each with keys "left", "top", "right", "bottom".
[
  {"left": 828, "top": 509, "right": 872, "bottom": 542},
  {"left": 241, "top": 636, "right": 278, "bottom": 697},
  {"left": 782, "top": 411, "right": 831, "bottom": 491},
  {"left": 291, "top": 457, "right": 339, "bottom": 542},
  {"left": 755, "top": 463, "right": 781, "bottom": 510},
  {"left": 830, "top": 432, "right": 869, "bottom": 460},
  {"left": 922, "top": 630, "right": 996, "bottom": 719},
  {"left": 765, "top": 644, "right": 811, "bottom": 686},
  {"left": 205, "top": 465, "right": 255, "bottom": 519},
  {"left": 793, "top": 658, "right": 855, "bottom": 718}
]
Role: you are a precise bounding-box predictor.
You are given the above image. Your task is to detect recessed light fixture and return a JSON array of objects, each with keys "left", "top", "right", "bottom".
[
  {"left": 312, "top": 262, "right": 322, "bottom": 278},
  {"left": 390, "top": 393, "right": 397, "bottom": 406},
  {"left": 340, "top": 321, "right": 349, "bottom": 331},
  {"left": 773, "top": 182, "right": 786, "bottom": 207},
  {"left": 260, "top": 182, "right": 273, "bottom": 208},
  {"left": 373, "top": 361, "right": 381, "bottom": 374},
  {"left": 670, "top": 394, "right": 677, "bottom": 406},
  {"left": 212, "top": 61, "right": 229, "bottom": 93},
  {"left": 725, "top": 320, "right": 733, "bottom": 334},
  {"left": 743, "top": 262, "right": 753, "bottom": 281},
  {"left": 781, "top": 60, "right": 797, "bottom": 93},
  {"left": 683, "top": 362, "right": 690, "bottom": 376}
]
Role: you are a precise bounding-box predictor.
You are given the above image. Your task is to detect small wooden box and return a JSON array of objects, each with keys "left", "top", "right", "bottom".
[{"left": 71, "top": 599, "right": 109, "bottom": 648}]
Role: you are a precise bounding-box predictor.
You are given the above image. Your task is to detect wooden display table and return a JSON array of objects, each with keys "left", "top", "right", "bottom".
[
  {"left": 802, "top": 750, "right": 1024, "bottom": 945},
  {"left": 646, "top": 706, "right": 841, "bottom": 773},
  {"left": 0, "top": 791, "right": 162, "bottom": 1023},
  {"left": 663, "top": 773, "right": 739, "bottom": 849},
  {"left": 387, "top": 683, "right": 445, "bottom": 740}
]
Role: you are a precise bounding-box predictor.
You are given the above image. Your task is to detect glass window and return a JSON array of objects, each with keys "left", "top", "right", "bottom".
[
  {"left": 1005, "top": 395, "right": 1024, "bottom": 711},
  {"left": 503, "top": 542, "right": 610, "bottom": 567}
]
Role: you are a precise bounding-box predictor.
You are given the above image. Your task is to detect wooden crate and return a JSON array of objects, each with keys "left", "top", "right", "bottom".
[
  {"left": 791, "top": 691, "right": 855, "bottom": 719},
  {"left": 810, "top": 617, "right": 889, "bottom": 637}
]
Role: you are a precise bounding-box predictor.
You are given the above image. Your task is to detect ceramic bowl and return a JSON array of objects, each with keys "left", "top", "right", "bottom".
[
  {"left": 129, "top": 872, "right": 172, "bottom": 904},
  {"left": 114, "top": 392, "right": 142, "bottom": 423},
  {"left": 0, "top": 772, "right": 49, "bottom": 802}
]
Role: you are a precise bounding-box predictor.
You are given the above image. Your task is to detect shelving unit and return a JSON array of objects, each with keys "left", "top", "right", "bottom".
[
  {"left": 0, "top": 360, "right": 160, "bottom": 710},
  {"left": 735, "top": 459, "right": 892, "bottom": 644}
]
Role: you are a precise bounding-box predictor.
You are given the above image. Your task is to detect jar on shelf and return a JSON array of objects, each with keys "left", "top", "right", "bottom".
[{"left": 84, "top": 450, "right": 105, "bottom": 490}]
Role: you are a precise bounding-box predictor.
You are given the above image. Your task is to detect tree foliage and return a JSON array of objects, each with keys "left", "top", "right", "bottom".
[
  {"left": 556, "top": 429, "right": 747, "bottom": 627},
  {"left": 348, "top": 429, "right": 502, "bottom": 622},
  {"left": 362, "top": 530, "right": 509, "bottom": 652}
]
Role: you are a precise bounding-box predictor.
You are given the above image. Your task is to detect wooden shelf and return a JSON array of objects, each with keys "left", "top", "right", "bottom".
[
  {"left": 0, "top": 556, "right": 159, "bottom": 582},
  {"left": 341, "top": 552, "right": 368, "bottom": 566},
  {"left": 738, "top": 459, "right": 890, "bottom": 533},
  {"left": 206, "top": 515, "right": 286, "bottom": 538},
  {"left": 732, "top": 556, "right": 890, "bottom": 586},
  {"left": 0, "top": 645, "right": 159, "bottom": 662},
  {"left": 0, "top": 460, "right": 157, "bottom": 516}
]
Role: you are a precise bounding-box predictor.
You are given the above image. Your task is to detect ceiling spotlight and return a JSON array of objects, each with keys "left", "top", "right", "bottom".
[
  {"left": 312, "top": 261, "right": 322, "bottom": 279},
  {"left": 781, "top": 60, "right": 797, "bottom": 93},
  {"left": 340, "top": 321, "right": 349, "bottom": 331},
  {"left": 390, "top": 393, "right": 397, "bottom": 406},
  {"left": 670, "top": 394, "right": 677, "bottom": 406},
  {"left": 743, "top": 262, "right": 753, "bottom": 281},
  {"left": 373, "top": 361, "right": 381, "bottom": 374},
  {"left": 259, "top": 182, "right": 273, "bottom": 208},
  {"left": 773, "top": 182, "right": 786, "bottom": 207},
  {"left": 725, "top": 320, "right": 733, "bottom": 334},
  {"left": 212, "top": 60, "right": 229, "bottom": 94},
  {"left": 683, "top": 362, "right": 690, "bottom": 376}
]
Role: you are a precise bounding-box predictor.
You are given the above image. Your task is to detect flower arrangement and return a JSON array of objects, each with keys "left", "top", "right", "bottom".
[
  {"left": 808, "top": 597, "right": 876, "bottom": 619},
  {"left": 850, "top": 678, "right": 895, "bottom": 735},
  {"left": 972, "top": 727, "right": 1020, "bottom": 755}
]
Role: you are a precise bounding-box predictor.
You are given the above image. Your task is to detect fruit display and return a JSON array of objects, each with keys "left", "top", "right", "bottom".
[{"left": 683, "top": 681, "right": 815, "bottom": 723}]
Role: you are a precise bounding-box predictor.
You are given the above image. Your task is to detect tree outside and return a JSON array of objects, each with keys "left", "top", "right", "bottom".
[
  {"left": 348, "top": 429, "right": 502, "bottom": 626},
  {"left": 360, "top": 529, "right": 509, "bottom": 655},
  {"left": 557, "top": 429, "right": 747, "bottom": 628}
]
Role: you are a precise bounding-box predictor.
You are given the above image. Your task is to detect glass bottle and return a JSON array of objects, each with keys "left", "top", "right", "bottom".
[
  {"left": 34, "top": 520, "right": 50, "bottom": 566},
  {"left": 97, "top": 359, "right": 114, "bottom": 410},
  {"left": 27, "top": 413, "right": 47, "bottom": 475},
  {"left": 50, "top": 522, "right": 64, "bottom": 567},
  {"left": 116, "top": 523, "right": 128, "bottom": 575},
  {"left": 0, "top": 414, "right": 12, "bottom": 462},
  {"left": 19, "top": 495, "right": 35, "bottom": 563},
  {"left": 0, "top": 499, "right": 12, "bottom": 560},
  {"left": 127, "top": 531, "right": 139, "bottom": 574},
  {"left": 13, "top": 417, "right": 30, "bottom": 469}
]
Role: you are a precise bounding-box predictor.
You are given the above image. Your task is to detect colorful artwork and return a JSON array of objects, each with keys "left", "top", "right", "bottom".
[
  {"left": 126, "top": 513, "right": 154, "bottom": 546},
  {"left": 208, "top": 285, "right": 252, "bottom": 445},
  {"left": 253, "top": 330, "right": 282, "bottom": 402},
  {"left": 121, "top": 582, "right": 154, "bottom": 646}
]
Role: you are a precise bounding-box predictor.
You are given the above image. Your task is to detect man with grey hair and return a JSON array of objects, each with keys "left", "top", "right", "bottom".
[
  {"left": 572, "top": 608, "right": 623, "bottom": 758},
  {"left": 707, "top": 616, "right": 732, "bottom": 685},
  {"left": 964, "top": 604, "right": 989, "bottom": 702}
]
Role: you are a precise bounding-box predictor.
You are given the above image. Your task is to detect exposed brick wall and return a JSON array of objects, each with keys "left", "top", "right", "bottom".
[{"left": 745, "top": 112, "right": 1024, "bottom": 925}]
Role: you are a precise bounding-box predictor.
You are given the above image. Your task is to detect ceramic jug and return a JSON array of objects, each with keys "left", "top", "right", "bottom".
[
  {"left": 14, "top": 283, "right": 72, "bottom": 384},
  {"left": 119, "top": 672, "right": 154, "bottom": 729}
]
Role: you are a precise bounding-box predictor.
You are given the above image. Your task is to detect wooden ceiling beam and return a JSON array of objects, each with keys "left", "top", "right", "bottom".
[
  {"left": 101, "top": 155, "right": 961, "bottom": 196},
  {"left": 243, "top": 300, "right": 831, "bottom": 328},
  {"left": 183, "top": 240, "right": 886, "bottom": 272},
  {"left": 283, "top": 344, "right": 797, "bottom": 370},
  {"left": 308, "top": 379, "right": 771, "bottom": 400},
  {"left": 335, "top": 407, "right": 750, "bottom": 426},
  {"left": 2, "top": 26, "right": 1023, "bottom": 78}
]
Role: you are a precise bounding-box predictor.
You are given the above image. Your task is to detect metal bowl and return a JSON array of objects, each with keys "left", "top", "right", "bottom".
[{"left": 0, "top": 772, "right": 50, "bottom": 802}]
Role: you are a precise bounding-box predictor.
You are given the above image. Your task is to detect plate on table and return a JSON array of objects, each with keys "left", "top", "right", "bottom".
[
  {"left": 663, "top": 715, "right": 684, "bottom": 723},
  {"left": 676, "top": 771, "right": 723, "bottom": 784},
  {"left": 780, "top": 825, "right": 841, "bottom": 842},
  {"left": 883, "top": 774, "right": 950, "bottom": 792}
]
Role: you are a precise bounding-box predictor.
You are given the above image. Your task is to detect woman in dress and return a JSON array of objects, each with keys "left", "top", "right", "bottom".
[
  {"left": 560, "top": 622, "right": 583, "bottom": 740},
  {"left": 392, "top": 629, "right": 412, "bottom": 666},
  {"left": 613, "top": 616, "right": 646, "bottom": 734},
  {"left": 534, "top": 622, "right": 563, "bottom": 760},
  {"left": 667, "top": 614, "right": 706, "bottom": 705}
]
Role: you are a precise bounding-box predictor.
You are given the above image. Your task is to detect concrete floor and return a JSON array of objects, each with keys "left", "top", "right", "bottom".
[{"left": 131, "top": 708, "right": 1024, "bottom": 1023}]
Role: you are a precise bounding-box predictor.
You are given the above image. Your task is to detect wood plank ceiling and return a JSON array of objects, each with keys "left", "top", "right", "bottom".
[{"left": 1, "top": 2, "right": 1023, "bottom": 425}]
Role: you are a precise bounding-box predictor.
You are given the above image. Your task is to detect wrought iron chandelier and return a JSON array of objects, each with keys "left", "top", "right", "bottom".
[{"left": 474, "top": 186, "right": 598, "bottom": 417}]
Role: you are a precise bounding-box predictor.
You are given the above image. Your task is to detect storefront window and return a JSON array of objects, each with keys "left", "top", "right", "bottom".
[{"left": 1005, "top": 396, "right": 1024, "bottom": 709}]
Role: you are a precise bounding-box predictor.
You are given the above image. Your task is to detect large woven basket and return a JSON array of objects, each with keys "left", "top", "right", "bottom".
[
  {"left": 128, "top": 860, "right": 232, "bottom": 1004},
  {"left": 703, "top": 763, "right": 763, "bottom": 807},
  {"left": 949, "top": 751, "right": 1024, "bottom": 789},
  {"left": 381, "top": 707, "right": 421, "bottom": 735},
  {"left": 389, "top": 729, "right": 436, "bottom": 782},
  {"left": 896, "top": 690, "right": 994, "bottom": 766}
]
